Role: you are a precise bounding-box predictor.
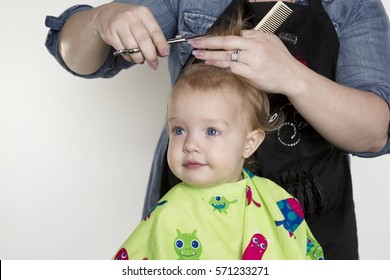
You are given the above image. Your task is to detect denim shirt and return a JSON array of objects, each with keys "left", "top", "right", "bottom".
[{"left": 45, "top": 0, "right": 390, "bottom": 156}]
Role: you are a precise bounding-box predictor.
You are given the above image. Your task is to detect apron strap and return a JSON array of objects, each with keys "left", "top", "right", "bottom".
[{"left": 309, "top": 0, "right": 339, "bottom": 54}]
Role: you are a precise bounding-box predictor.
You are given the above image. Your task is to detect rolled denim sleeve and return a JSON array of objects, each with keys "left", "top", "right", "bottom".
[
  {"left": 45, "top": 4, "right": 136, "bottom": 79},
  {"left": 45, "top": 0, "right": 181, "bottom": 79},
  {"left": 327, "top": 0, "right": 390, "bottom": 157}
]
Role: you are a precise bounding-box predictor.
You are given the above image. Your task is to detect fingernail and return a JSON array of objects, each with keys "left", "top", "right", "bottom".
[
  {"left": 188, "top": 38, "right": 200, "bottom": 45},
  {"left": 160, "top": 47, "right": 170, "bottom": 57},
  {"left": 150, "top": 61, "right": 159, "bottom": 70},
  {"left": 192, "top": 50, "right": 205, "bottom": 58}
]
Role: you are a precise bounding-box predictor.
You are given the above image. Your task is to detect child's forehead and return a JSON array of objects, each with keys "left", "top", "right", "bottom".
[
  {"left": 172, "top": 88, "right": 248, "bottom": 121},
  {"left": 174, "top": 85, "right": 241, "bottom": 100},
  {"left": 171, "top": 86, "right": 245, "bottom": 115}
]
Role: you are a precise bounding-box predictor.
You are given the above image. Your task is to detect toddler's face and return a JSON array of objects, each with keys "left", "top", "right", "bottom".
[{"left": 167, "top": 87, "right": 252, "bottom": 187}]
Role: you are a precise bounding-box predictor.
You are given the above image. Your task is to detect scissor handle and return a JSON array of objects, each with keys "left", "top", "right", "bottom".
[{"left": 113, "top": 48, "right": 141, "bottom": 56}]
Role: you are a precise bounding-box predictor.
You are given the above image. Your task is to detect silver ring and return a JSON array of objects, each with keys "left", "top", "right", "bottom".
[{"left": 231, "top": 49, "right": 240, "bottom": 62}]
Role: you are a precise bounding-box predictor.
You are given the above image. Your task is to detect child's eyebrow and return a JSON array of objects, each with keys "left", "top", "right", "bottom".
[
  {"left": 202, "top": 119, "right": 231, "bottom": 127},
  {"left": 167, "top": 117, "right": 181, "bottom": 124},
  {"left": 167, "top": 117, "right": 231, "bottom": 128}
]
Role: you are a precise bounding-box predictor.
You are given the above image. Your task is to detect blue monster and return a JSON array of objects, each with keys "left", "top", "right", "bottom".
[{"left": 275, "top": 198, "right": 304, "bottom": 238}]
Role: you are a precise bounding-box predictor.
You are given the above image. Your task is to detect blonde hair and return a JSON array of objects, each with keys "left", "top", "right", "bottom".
[{"left": 169, "top": 64, "right": 283, "bottom": 133}]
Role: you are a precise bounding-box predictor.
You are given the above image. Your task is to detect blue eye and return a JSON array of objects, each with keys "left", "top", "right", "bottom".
[
  {"left": 176, "top": 239, "right": 184, "bottom": 249},
  {"left": 174, "top": 127, "right": 185, "bottom": 135},
  {"left": 191, "top": 240, "right": 200, "bottom": 249},
  {"left": 215, "top": 196, "right": 221, "bottom": 201},
  {"left": 207, "top": 128, "right": 219, "bottom": 136}
]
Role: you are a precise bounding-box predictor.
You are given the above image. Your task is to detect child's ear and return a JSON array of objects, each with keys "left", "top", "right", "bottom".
[{"left": 243, "top": 129, "right": 265, "bottom": 159}]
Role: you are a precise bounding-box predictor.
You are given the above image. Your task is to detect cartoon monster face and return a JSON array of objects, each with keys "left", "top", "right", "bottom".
[
  {"left": 209, "top": 196, "right": 227, "bottom": 210},
  {"left": 114, "top": 248, "right": 128, "bottom": 260},
  {"left": 242, "top": 233, "right": 268, "bottom": 260},
  {"left": 174, "top": 229, "right": 202, "bottom": 260},
  {"left": 209, "top": 196, "right": 238, "bottom": 213}
]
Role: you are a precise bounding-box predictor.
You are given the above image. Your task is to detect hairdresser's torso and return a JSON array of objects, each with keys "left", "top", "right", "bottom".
[{"left": 134, "top": 0, "right": 376, "bottom": 84}]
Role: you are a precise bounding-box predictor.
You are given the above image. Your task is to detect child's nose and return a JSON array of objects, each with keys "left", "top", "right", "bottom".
[{"left": 183, "top": 134, "right": 201, "bottom": 153}]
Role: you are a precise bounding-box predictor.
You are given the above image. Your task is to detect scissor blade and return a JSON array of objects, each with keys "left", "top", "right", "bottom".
[{"left": 167, "top": 34, "right": 206, "bottom": 44}]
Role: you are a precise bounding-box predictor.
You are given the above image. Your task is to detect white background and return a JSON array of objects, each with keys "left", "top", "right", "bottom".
[{"left": 0, "top": 1, "right": 389, "bottom": 260}]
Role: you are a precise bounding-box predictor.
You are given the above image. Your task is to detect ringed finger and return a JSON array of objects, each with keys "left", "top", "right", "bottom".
[{"left": 193, "top": 49, "right": 247, "bottom": 64}]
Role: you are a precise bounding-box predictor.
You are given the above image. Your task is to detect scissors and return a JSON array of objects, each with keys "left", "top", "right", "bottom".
[{"left": 113, "top": 34, "right": 206, "bottom": 56}]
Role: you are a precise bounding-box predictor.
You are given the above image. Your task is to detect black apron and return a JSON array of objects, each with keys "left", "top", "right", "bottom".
[{"left": 162, "top": 0, "right": 358, "bottom": 260}]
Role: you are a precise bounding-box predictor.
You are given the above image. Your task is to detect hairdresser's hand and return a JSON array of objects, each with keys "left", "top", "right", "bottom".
[
  {"left": 189, "top": 30, "right": 308, "bottom": 98},
  {"left": 93, "top": 3, "right": 170, "bottom": 67},
  {"left": 59, "top": 3, "right": 169, "bottom": 74}
]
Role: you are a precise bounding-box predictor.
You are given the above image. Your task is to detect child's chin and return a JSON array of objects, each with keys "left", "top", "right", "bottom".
[{"left": 185, "top": 179, "right": 215, "bottom": 188}]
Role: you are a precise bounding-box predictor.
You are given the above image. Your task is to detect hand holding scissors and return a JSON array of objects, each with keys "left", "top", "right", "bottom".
[{"left": 113, "top": 34, "right": 205, "bottom": 56}]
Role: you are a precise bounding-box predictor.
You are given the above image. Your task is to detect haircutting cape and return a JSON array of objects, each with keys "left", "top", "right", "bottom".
[{"left": 113, "top": 169, "right": 323, "bottom": 260}]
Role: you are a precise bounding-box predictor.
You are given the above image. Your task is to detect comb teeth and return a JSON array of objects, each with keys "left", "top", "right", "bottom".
[{"left": 254, "top": 1, "right": 293, "bottom": 34}]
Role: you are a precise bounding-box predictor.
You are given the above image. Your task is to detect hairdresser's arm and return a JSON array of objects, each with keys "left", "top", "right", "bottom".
[
  {"left": 57, "top": 6, "right": 110, "bottom": 75},
  {"left": 283, "top": 59, "right": 389, "bottom": 155}
]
